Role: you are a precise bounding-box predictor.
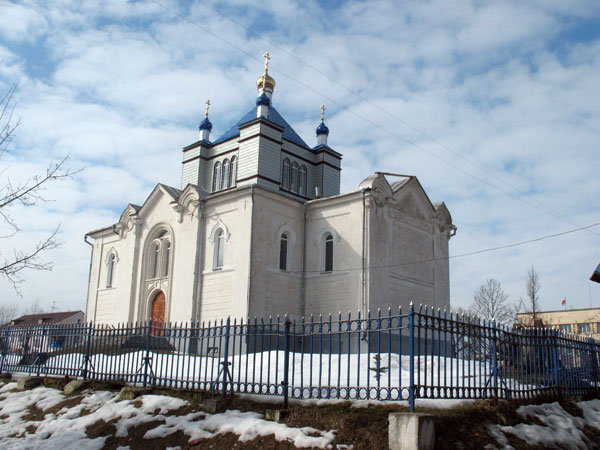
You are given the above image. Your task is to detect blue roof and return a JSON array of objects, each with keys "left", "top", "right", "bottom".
[{"left": 211, "top": 106, "right": 310, "bottom": 149}]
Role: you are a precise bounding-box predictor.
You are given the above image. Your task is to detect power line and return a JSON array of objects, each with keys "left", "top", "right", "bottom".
[
  {"left": 152, "top": 0, "right": 599, "bottom": 238},
  {"left": 293, "top": 221, "right": 600, "bottom": 274},
  {"left": 150, "top": 0, "right": 598, "bottom": 239}
]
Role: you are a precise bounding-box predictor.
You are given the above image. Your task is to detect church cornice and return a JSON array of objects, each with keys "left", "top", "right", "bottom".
[{"left": 238, "top": 116, "right": 284, "bottom": 133}]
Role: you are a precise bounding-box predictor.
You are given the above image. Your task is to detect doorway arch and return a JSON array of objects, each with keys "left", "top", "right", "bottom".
[{"left": 151, "top": 291, "right": 166, "bottom": 334}]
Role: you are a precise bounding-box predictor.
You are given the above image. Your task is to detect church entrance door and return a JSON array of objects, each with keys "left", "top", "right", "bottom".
[{"left": 151, "top": 291, "right": 166, "bottom": 335}]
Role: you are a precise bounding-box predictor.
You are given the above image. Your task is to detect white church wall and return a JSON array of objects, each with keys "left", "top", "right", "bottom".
[
  {"left": 247, "top": 189, "right": 304, "bottom": 320},
  {"left": 304, "top": 192, "right": 364, "bottom": 317},
  {"left": 198, "top": 188, "right": 253, "bottom": 322}
]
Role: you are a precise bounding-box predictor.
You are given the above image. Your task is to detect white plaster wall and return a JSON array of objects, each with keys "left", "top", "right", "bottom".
[
  {"left": 198, "top": 189, "right": 253, "bottom": 322},
  {"left": 304, "top": 193, "right": 364, "bottom": 317},
  {"left": 248, "top": 190, "right": 304, "bottom": 320}
]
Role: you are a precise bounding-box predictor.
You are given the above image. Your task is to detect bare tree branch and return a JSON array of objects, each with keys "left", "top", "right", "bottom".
[
  {"left": 0, "top": 83, "right": 79, "bottom": 295},
  {"left": 471, "top": 278, "right": 514, "bottom": 324},
  {"left": 521, "top": 266, "right": 541, "bottom": 323}
]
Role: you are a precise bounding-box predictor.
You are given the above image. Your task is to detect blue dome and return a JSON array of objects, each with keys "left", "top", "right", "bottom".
[
  {"left": 255, "top": 93, "right": 271, "bottom": 107},
  {"left": 316, "top": 122, "right": 329, "bottom": 136},
  {"left": 199, "top": 117, "right": 213, "bottom": 131}
]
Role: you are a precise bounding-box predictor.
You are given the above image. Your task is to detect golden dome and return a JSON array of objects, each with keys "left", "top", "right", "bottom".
[{"left": 256, "top": 70, "right": 276, "bottom": 91}]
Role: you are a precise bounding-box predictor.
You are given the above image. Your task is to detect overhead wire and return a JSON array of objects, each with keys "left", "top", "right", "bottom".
[
  {"left": 150, "top": 0, "right": 599, "bottom": 242},
  {"left": 293, "top": 221, "right": 600, "bottom": 274},
  {"left": 151, "top": 0, "right": 599, "bottom": 237}
]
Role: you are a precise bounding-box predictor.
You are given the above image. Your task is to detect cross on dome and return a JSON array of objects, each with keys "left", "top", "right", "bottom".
[
  {"left": 256, "top": 51, "right": 276, "bottom": 93},
  {"left": 205, "top": 99, "right": 211, "bottom": 118},
  {"left": 320, "top": 104, "right": 325, "bottom": 122}
]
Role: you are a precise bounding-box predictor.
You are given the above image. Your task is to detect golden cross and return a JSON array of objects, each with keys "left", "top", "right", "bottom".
[
  {"left": 205, "top": 99, "right": 211, "bottom": 118},
  {"left": 263, "top": 51, "right": 271, "bottom": 71},
  {"left": 320, "top": 104, "right": 325, "bottom": 122}
]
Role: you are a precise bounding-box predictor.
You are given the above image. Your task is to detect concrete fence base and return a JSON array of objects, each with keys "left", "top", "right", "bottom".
[{"left": 388, "top": 412, "right": 435, "bottom": 450}]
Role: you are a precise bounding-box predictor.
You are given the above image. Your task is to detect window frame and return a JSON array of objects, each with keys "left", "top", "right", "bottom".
[
  {"left": 213, "top": 161, "right": 222, "bottom": 192},
  {"left": 282, "top": 158, "right": 290, "bottom": 190},
  {"left": 299, "top": 165, "right": 307, "bottom": 196},
  {"left": 106, "top": 253, "right": 116, "bottom": 288},
  {"left": 230, "top": 156, "right": 237, "bottom": 187},
  {"left": 291, "top": 161, "right": 299, "bottom": 193},
  {"left": 323, "top": 233, "right": 334, "bottom": 273},
  {"left": 222, "top": 158, "right": 230, "bottom": 189},
  {"left": 279, "top": 233, "right": 288, "bottom": 271},
  {"left": 214, "top": 228, "right": 225, "bottom": 269}
]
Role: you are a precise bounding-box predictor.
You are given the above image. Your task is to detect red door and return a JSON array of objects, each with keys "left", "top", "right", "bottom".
[{"left": 151, "top": 291, "right": 165, "bottom": 335}]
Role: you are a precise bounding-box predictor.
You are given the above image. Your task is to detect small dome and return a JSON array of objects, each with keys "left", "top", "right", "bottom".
[
  {"left": 316, "top": 122, "right": 329, "bottom": 136},
  {"left": 256, "top": 71, "right": 276, "bottom": 91},
  {"left": 256, "top": 93, "right": 271, "bottom": 107},
  {"left": 199, "top": 117, "right": 213, "bottom": 132}
]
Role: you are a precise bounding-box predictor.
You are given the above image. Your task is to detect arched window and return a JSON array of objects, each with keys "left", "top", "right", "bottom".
[
  {"left": 282, "top": 158, "right": 290, "bottom": 189},
  {"left": 230, "top": 156, "right": 237, "bottom": 187},
  {"left": 162, "top": 241, "right": 171, "bottom": 277},
  {"left": 222, "top": 159, "right": 230, "bottom": 189},
  {"left": 213, "top": 161, "right": 222, "bottom": 192},
  {"left": 291, "top": 161, "right": 299, "bottom": 193},
  {"left": 299, "top": 165, "right": 307, "bottom": 196},
  {"left": 214, "top": 229, "right": 225, "bottom": 269},
  {"left": 106, "top": 253, "right": 115, "bottom": 288},
  {"left": 279, "top": 233, "right": 288, "bottom": 271},
  {"left": 150, "top": 242, "right": 160, "bottom": 278},
  {"left": 324, "top": 233, "right": 333, "bottom": 272}
]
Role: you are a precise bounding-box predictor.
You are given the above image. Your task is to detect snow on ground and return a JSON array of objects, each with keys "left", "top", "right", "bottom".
[
  {"left": 0, "top": 381, "right": 337, "bottom": 449},
  {"left": 486, "top": 399, "right": 600, "bottom": 450}
]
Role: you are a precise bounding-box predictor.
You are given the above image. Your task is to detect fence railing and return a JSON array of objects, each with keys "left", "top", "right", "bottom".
[{"left": 1, "top": 304, "right": 599, "bottom": 411}]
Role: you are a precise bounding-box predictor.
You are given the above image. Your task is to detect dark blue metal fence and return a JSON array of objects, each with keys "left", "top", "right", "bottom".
[{"left": 1, "top": 304, "right": 599, "bottom": 412}]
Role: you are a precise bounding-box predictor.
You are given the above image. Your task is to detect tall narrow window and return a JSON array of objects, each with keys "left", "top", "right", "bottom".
[
  {"left": 230, "top": 156, "right": 237, "bottom": 187},
  {"left": 106, "top": 254, "right": 115, "bottom": 288},
  {"left": 213, "top": 161, "right": 222, "bottom": 192},
  {"left": 324, "top": 233, "right": 333, "bottom": 272},
  {"left": 279, "top": 233, "right": 288, "bottom": 271},
  {"left": 299, "top": 165, "right": 307, "bottom": 196},
  {"left": 162, "top": 241, "right": 171, "bottom": 277},
  {"left": 291, "top": 161, "right": 299, "bottom": 193},
  {"left": 151, "top": 242, "right": 160, "bottom": 278},
  {"left": 215, "top": 229, "right": 225, "bottom": 269},
  {"left": 282, "top": 158, "right": 290, "bottom": 189},
  {"left": 222, "top": 159, "right": 230, "bottom": 189}
]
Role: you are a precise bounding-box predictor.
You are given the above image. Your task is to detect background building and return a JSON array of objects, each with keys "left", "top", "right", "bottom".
[{"left": 517, "top": 308, "right": 600, "bottom": 338}]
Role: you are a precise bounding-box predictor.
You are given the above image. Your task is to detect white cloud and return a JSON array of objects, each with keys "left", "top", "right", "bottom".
[{"left": 1, "top": 0, "right": 600, "bottom": 316}]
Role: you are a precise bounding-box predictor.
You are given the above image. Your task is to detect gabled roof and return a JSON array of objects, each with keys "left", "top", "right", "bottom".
[
  {"left": 8, "top": 311, "right": 83, "bottom": 326},
  {"left": 158, "top": 183, "right": 182, "bottom": 201},
  {"left": 212, "top": 106, "right": 310, "bottom": 149}
]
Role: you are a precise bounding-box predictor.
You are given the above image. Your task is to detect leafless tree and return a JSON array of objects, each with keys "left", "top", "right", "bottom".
[
  {"left": 24, "top": 298, "right": 45, "bottom": 316},
  {"left": 0, "top": 84, "right": 76, "bottom": 294},
  {"left": 521, "top": 266, "right": 541, "bottom": 323},
  {"left": 472, "top": 278, "right": 513, "bottom": 325},
  {"left": 0, "top": 302, "right": 19, "bottom": 325}
]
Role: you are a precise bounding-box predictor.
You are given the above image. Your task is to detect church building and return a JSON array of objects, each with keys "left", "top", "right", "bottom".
[{"left": 84, "top": 54, "right": 457, "bottom": 326}]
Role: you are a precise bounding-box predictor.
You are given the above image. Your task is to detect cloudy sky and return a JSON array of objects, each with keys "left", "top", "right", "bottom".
[{"left": 0, "top": 0, "right": 599, "bottom": 316}]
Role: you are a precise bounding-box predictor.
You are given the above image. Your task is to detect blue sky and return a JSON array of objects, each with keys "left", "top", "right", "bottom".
[{"left": 1, "top": 0, "right": 599, "bottom": 315}]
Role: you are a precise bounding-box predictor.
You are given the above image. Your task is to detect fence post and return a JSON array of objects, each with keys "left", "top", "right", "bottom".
[
  {"left": 143, "top": 320, "right": 152, "bottom": 387},
  {"left": 409, "top": 301, "right": 415, "bottom": 413},
  {"left": 551, "top": 329, "right": 560, "bottom": 396},
  {"left": 283, "top": 317, "right": 291, "bottom": 409},
  {"left": 0, "top": 328, "right": 9, "bottom": 375},
  {"left": 491, "top": 319, "right": 498, "bottom": 400},
  {"left": 221, "top": 317, "right": 231, "bottom": 397},
  {"left": 82, "top": 322, "right": 93, "bottom": 379},
  {"left": 37, "top": 326, "right": 46, "bottom": 377}
]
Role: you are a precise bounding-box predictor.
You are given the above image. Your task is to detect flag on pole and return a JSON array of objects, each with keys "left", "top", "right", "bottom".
[{"left": 562, "top": 298, "right": 566, "bottom": 305}]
